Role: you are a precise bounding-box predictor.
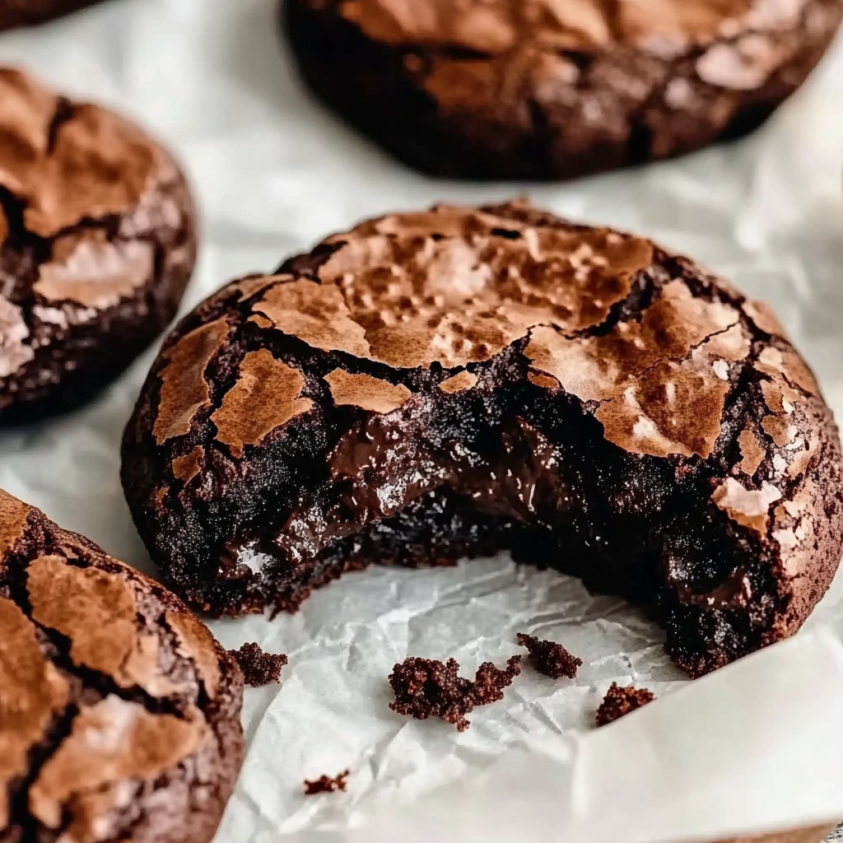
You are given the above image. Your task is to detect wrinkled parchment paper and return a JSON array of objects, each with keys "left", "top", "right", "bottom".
[
  {"left": 292, "top": 627, "right": 843, "bottom": 843},
  {"left": 0, "top": 1, "right": 842, "bottom": 841}
]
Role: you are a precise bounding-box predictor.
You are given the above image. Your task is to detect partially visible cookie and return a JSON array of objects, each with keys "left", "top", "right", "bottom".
[
  {"left": 0, "top": 0, "right": 105, "bottom": 31},
  {"left": 284, "top": 0, "right": 843, "bottom": 180},
  {"left": 0, "top": 489, "right": 244, "bottom": 843},
  {"left": 0, "top": 67, "right": 197, "bottom": 423}
]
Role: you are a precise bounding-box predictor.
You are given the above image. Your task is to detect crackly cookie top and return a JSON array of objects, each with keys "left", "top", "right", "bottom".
[
  {"left": 0, "top": 67, "right": 181, "bottom": 391},
  {"left": 155, "top": 202, "right": 654, "bottom": 443},
  {"left": 152, "top": 203, "right": 814, "bottom": 460},
  {"left": 0, "top": 67, "right": 157, "bottom": 239},
  {"left": 334, "top": 0, "right": 802, "bottom": 52},
  {"left": 259, "top": 204, "right": 656, "bottom": 369},
  {"left": 0, "top": 488, "right": 238, "bottom": 842},
  {"left": 148, "top": 201, "right": 824, "bottom": 580}
]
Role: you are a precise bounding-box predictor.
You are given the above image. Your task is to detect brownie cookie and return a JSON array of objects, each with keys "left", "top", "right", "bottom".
[
  {"left": 0, "top": 67, "right": 197, "bottom": 423},
  {"left": 0, "top": 489, "right": 244, "bottom": 843},
  {"left": 121, "top": 201, "right": 843, "bottom": 678},
  {"left": 284, "top": 0, "right": 843, "bottom": 180},
  {"left": 0, "top": 0, "right": 105, "bottom": 31}
]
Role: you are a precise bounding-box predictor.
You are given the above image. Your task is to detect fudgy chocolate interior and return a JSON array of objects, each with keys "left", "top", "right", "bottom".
[
  {"left": 122, "top": 202, "right": 843, "bottom": 678},
  {"left": 172, "top": 331, "right": 775, "bottom": 677}
]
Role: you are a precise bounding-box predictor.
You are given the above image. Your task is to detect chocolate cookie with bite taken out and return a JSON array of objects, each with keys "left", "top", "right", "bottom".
[
  {"left": 284, "top": 0, "right": 843, "bottom": 180},
  {"left": 0, "top": 489, "right": 244, "bottom": 843},
  {"left": 0, "top": 67, "right": 196, "bottom": 423},
  {"left": 121, "top": 201, "right": 843, "bottom": 678}
]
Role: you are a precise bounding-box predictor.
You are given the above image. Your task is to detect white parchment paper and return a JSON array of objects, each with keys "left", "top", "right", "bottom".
[
  {"left": 291, "top": 627, "right": 843, "bottom": 843},
  {"left": 0, "top": 1, "right": 842, "bottom": 841}
]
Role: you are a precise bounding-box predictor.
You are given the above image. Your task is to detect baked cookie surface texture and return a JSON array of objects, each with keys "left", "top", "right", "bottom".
[{"left": 0, "top": 68, "right": 197, "bottom": 423}]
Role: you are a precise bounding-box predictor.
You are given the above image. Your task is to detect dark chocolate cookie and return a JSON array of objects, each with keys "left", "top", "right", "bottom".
[
  {"left": 121, "top": 201, "right": 843, "bottom": 678},
  {"left": 284, "top": 0, "right": 843, "bottom": 180},
  {"left": 0, "top": 0, "right": 105, "bottom": 31},
  {"left": 0, "top": 488, "right": 244, "bottom": 843},
  {"left": 0, "top": 67, "right": 197, "bottom": 424}
]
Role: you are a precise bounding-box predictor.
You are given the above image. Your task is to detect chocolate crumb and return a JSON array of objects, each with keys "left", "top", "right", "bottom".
[
  {"left": 595, "top": 682, "right": 656, "bottom": 726},
  {"left": 389, "top": 655, "right": 522, "bottom": 731},
  {"left": 471, "top": 656, "right": 523, "bottom": 704},
  {"left": 304, "top": 770, "right": 350, "bottom": 795},
  {"left": 228, "top": 642, "right": 288, "bottom": 688},
  {"left": 389, "top": 658, "right": 473, "bottom": 731},
  {"left": 516, "top": 633, "right": 582, "bottom": 679}
]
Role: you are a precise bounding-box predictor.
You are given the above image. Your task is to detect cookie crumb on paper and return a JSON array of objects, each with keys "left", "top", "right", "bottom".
[
  {"left": 229, "top": 642, "right": 288, "bottom": 687},
  {"left": 389, "top": 655, "right": 522, "bottom": 731},
  {"left": 596, "top": 682, "right": 656, "bottom": 726},
  {"left": 304, "top": 770, "right": 350, "bottom": 795},
  {"left": 517, "top": 633, "right": 582, "bottom": 679}
]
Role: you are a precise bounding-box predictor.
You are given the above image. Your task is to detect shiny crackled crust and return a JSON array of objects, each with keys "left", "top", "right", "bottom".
[
  {"left": 0, "top": 68, "right": 197, "bottom": 423},
  {"left": 0, "top": 0, "right": 106, "bottom": 31},
  {"left": 283, "top": 0, "right": 843, "bottom": 179},
  {"left": 122, "top": 201, "right": 843, "bottom": 678},
  {"left": 0, "top": 490, "right": 244, "bottom": 843}
]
